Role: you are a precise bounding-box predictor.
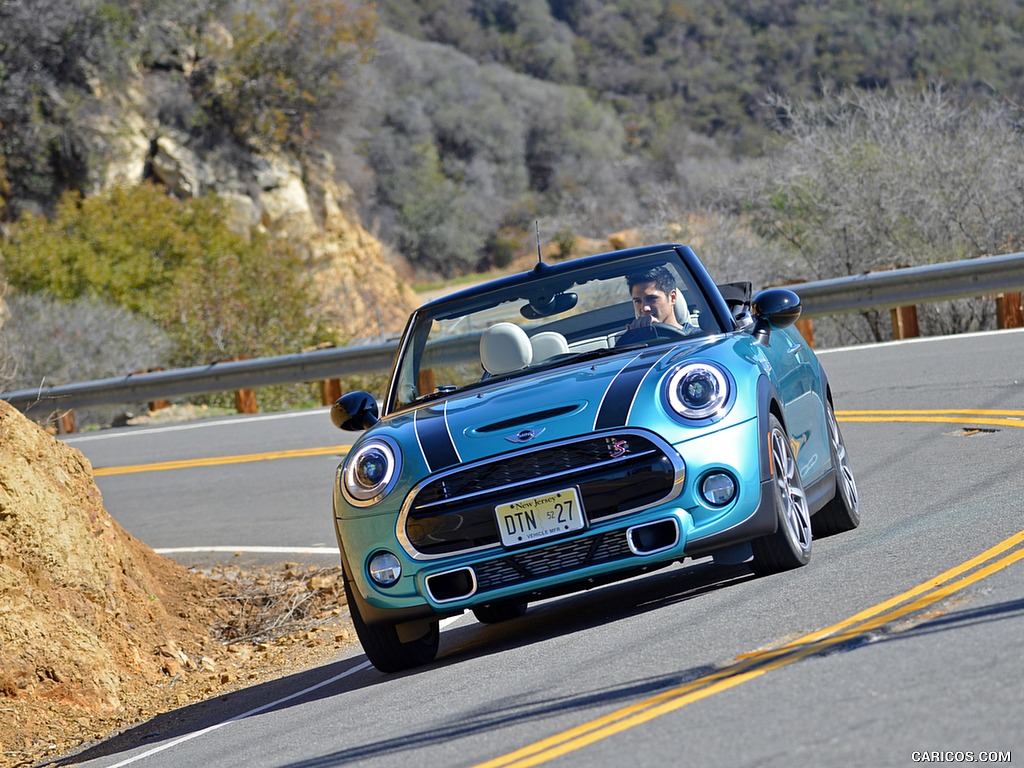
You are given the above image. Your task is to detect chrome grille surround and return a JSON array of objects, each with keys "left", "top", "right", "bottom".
[{"left": 397, "top": 429, "right": 685, "bottom": 560}]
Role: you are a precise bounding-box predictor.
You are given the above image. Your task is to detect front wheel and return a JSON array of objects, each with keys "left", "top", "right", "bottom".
[
  {"left": 343, "top": 573, "right": 439, "bottom": 673},
  {"left": 751, "top": 414, "right": 812, "bottom": 575},
  {"left": 812, "top": 401, "right": 860, "bottom": 537}
]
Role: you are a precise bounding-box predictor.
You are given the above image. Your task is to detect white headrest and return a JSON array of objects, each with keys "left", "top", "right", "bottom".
[
  {"left": 530, "top": 331, "right": 569, "bottom": 361},
  {"left": 480, "top": 323, "right": 533, "bottom": 375},
  {"left": 674, "top": 296, "right": 692, "bottom": 326}
]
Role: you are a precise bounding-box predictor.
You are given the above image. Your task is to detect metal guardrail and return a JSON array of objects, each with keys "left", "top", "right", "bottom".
[
  {"left": 791, "top": 250, "right": 1024, "bottom": 316},
  {"left": 3, "top": 251, "right": 1023, "bottom": 414}
]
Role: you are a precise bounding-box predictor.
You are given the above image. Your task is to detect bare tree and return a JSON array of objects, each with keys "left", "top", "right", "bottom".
[
  {"left": 743, "top": 86, "right": 1024, "bottom": 275},
  {"left": 737, "top": 85, "right": 1024, "bottom": 340}
]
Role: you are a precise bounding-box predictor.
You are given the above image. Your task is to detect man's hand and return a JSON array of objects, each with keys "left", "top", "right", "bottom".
[{"left": 627, "top": 315, "right": 655, "bottom": 330}]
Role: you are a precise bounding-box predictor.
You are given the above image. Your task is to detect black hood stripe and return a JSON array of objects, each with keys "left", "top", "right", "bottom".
[
  {"left": 415, "top": 403, "right": 461, "bottom": 472},
  {"left": 594, "top": 349, "right": 673, "bottom": 429}
]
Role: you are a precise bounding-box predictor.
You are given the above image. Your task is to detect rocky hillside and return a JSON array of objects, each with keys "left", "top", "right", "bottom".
[{"left": 92, "top": 76, "right": 418, "bottom": 341}]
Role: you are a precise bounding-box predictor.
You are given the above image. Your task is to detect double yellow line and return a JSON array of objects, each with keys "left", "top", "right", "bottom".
[
  {"left": 88, "top": 409, "right": 1020, "bottom": 477},
  {"left": 837, "top": 408, "right": 1024, "bottom": 429},
  {"left": 475, "top": 529, "right": 1024, "bottom": 768}
]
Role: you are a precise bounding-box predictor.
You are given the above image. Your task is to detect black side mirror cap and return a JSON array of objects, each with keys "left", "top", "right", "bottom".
[
  {"left": 330, "top": 391, "right": 380, "bottom": 431},
  {"left": 751, "top": 288, "right": 802, "bottom": 345}
]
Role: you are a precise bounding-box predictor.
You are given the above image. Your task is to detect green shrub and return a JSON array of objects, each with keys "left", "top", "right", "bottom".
[{"left": 2, "top": 183, "right": 333, "bottom": 369}]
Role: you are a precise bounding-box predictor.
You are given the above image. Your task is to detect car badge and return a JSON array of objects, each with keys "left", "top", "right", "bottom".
[
  {"left": 608, "top": 439, "right": 629, "bottom": 458},
  {"left": 506, "top": 427, "right": 545, "bottom": 444}
]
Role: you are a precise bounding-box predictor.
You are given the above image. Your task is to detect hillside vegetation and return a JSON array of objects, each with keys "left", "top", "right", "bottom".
[{"left": 2, "top": 0, "right": 1024, "bottom": 418}]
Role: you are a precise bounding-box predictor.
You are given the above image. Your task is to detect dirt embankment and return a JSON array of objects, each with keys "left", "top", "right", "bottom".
[{"left": 0, "top": 400, "right": 355, "bottom": 767}]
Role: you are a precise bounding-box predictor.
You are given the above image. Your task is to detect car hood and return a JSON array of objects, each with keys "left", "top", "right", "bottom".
[{"left": 374, "top": 337, "right": 755, "bottom": 476}]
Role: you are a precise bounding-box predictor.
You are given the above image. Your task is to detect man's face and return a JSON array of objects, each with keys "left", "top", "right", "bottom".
[{"left": 631, "top": 281, "right": 677, "bottom": 325}]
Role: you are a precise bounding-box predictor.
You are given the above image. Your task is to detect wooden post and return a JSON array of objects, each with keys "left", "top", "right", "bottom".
[
  {"left": 234, "top": 387, "right": 258, "bottom": 414},
  {"left": 224, "top": 356, "right": 258, "bottom": 414},
  {"left": 133, "top": 367, "right": 170, "bottom": 411},
  {"left": 57, "top": 410, "right": 77, "bottom": 434},
  {"left": 890, "top": 305, "right": 920, "bottom": 340},
  {"left": 996, "top": 292, "right": 1023, "bottom": 329},
  {"left": 418, "top": 368, "right": 436, "bottom": 397},
  {"left": 795, "top": 317, "right": 815, "bottom": 348},
  {"left": 320, "top": 378, "right": 342, "bottom": 406}
]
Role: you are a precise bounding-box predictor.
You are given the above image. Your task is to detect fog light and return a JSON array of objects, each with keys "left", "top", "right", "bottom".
[
  {"left": 368, "top": 552, "right": 402, "bottom": 586},
  {"left": 701, "top": 473, "right": 736, "bottom": 506}
]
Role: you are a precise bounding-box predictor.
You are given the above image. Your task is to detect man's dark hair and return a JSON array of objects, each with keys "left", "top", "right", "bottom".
[{"left": 626, "top": 265, "right": 676, "bottom": 294}]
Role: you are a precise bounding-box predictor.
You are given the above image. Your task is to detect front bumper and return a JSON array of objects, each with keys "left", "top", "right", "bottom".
[{"left": 336, "top": 418, "right": 778, "bottom": 626}]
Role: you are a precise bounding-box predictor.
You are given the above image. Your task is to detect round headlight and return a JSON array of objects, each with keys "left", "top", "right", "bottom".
[
  {"left": 368, "top": 551, "right": 402, "bottom": 587},
  {"left": 344, "top": 439, "right": 400, "bottom": 504},
  {"left": 667, "top": 363, "right": 730, "bottom": 420},
  {"left": 701, "top": 472, "right": 737, "bottom": 506}
]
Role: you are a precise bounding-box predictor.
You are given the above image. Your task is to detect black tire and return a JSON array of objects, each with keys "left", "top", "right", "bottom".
[
  {"left": 750, "top": 414, "right": 813, "bottom": 576},
  {"left": 343, "top": 573, "right": 439, "bottom": 673},
  {"left": 472, "top": 600, "right": 528, "bottom": 624},
  {"left": 812, "top": 400, "right": 861, "bottom": 537}
]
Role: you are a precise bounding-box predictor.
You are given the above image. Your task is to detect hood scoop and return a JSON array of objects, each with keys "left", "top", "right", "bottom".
[{"left": 475, "top": 404, "right": 581, "bottom": 434}]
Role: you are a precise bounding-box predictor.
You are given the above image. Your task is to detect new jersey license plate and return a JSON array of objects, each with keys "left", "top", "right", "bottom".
[{"left": 495, "top": 487, "right": 585, "bottom": 547}]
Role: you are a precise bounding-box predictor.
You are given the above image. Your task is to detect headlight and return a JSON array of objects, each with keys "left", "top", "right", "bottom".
[
  {"left": 343, "top": 438, "right": 400, "bottom": 504},
  {"left": 666, "top": 362, "right": 731, "bottom": 420}
]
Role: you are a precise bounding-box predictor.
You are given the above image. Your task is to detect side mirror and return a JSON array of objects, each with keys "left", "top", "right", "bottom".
[
  {"left": 751, "top": 288, "right": 802, "bottom": 345},
  {"left": 330, "top": 391, "right": 380, "bottom": 431}
]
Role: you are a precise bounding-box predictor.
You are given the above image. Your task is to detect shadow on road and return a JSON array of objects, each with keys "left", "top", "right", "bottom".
[{"left": 49, "top": 559, "right": 751, "bottom": 766}]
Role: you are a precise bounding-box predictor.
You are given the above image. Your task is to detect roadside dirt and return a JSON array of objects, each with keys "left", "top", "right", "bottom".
[{"left": 0, "top": 401, "right": 357, "bottom": 768}]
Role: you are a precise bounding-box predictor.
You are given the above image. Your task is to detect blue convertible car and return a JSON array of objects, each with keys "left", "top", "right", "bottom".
[{"left": 330, "top": 243, "right": 859, "bottom": 671}]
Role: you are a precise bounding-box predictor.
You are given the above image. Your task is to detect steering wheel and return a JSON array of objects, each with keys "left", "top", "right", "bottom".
[{"left": 616, "top": 322, "right": 690, "bottom": 347}]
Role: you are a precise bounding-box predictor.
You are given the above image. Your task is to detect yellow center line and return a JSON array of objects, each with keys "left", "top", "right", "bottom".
[
  {"left": 92, "top": 445, "right": 352, "bottom": 476},
  {"left": 474, "top": 530, "right": 1024, "bottom": 768},
  {"left": 89, "top": 409, "right": 1020, "bottom": 477}
]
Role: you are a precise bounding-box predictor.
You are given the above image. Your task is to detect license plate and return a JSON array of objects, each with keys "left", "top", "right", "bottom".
[{"left": 495, "top": 487, "right": 585, "bottom": 547}]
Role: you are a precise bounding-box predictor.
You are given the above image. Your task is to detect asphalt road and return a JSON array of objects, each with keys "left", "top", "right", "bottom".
[{"left": 60, "top": 329, "right": 1024, "bottom": 768}]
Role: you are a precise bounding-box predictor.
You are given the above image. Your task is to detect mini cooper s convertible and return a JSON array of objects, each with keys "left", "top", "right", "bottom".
[{"left": 330, "top": 243, "right": 859, "bottom": 672}]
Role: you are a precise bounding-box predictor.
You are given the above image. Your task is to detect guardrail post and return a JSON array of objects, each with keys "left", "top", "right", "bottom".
[
  {"left": 58, "top": 410, "right": 77, "bottom": 434},
  {"left": 996, "top": 292, "right": 1023, "bottom": 329},
  {"left": 224, "top": 356, "right": 258, "bottom": 414},
  {"left": 234, "top": 386, "right": 258, "bottom": 414},
  {"left": 133, "top": 367, "right": 170, "bottom": 412},
  {"left": 795, "top": 317, "right": 814, "bottom": 347},
  {"left": 320, "top": 378, "right": 341, "bottom": 406},
  {"left": 890, "top": 305, "right": 920, "bottom": 340}
]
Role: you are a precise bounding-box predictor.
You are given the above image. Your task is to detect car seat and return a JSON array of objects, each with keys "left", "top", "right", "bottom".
[
  {"left": 480, "top": 322, "right": 534, "bottom": 375},
  {"left": 529, "top": 331, "right": 569, "bottom": 362}
]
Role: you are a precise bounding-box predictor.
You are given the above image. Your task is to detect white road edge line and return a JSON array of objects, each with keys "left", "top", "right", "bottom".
[
  {"left": 154, "top": 546, "right": 339, "bottom": 555},
  {"left": 101, "top": 614, "right": 466, "bottom": 767},
  {"left": 814, "top": 325, "right": 1024, "bottom": 354},
  {"left": 63, "top": 408, "right": 330, "bottom": 443}
]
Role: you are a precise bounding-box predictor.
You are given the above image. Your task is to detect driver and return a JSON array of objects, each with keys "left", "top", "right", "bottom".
[{"left": 625, "top": 266, "right": 685, "bottom": 330}]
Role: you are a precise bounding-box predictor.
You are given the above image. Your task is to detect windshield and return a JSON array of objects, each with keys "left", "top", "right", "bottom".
[{"left": 386, "top": 249, "right": 723, "bottom": 412}]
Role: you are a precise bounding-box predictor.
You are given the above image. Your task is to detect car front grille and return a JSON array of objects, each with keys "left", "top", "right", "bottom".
[
  {"left": 472, "top": 528, "right": 635, "bottom": 590},
  {"left": 402, "top": 430, "right": 682, "bottom": 557}
]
